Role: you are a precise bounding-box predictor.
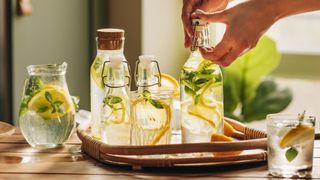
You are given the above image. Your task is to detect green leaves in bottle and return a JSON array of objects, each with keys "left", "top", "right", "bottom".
[
  {"left": 181, "top": 60, "right": 220, "bottom": 104},
  {"left": 103, "top": 96, "right": 123, "bottom": 110},
  {"left": 142, "top": 90, "right": 164, "bottom": 109}
]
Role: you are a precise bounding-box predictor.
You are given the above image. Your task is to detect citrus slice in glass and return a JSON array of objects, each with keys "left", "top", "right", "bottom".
[
  {"left": 90, "top": 57, "right": 104, "bottom": 90},
  {"left": 133, "top": 98, "right": 171, "bottom": 145},
  {"left": 103, "top": 99, "right": 127, "bottom": 125},
  {"left": 280, "top": 125, "right": 314, "bottom": 149},
  {"left": 199, "top": 81, "right": 223, "bottom": 108},
  {"left": 187, "top": 103, "right": 221, "bottom": 129},
  {"left": 28, "top": 86, "right": 73, "bottom": 119},
  {"left": 211, "top": 133, "right": 242, "bottom": 156},
  {"left": 159, "top": 73, "right": 180, "bottom": 98}
]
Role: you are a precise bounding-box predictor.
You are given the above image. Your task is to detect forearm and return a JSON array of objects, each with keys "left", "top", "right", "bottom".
[{"left": 261, "top": 0, "right": 320, "bottom": 21}]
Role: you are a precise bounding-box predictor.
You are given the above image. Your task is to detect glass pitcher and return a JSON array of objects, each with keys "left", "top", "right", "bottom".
[{"left": 19, "top": 62, "right": 75, "bottom": 149}]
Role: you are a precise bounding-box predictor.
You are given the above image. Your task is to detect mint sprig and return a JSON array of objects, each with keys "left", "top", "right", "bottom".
[
  {"left": 103, "top": 96, "right": 123, "bottom": 111},
  {"left": 143, "top": 90, "right": 164, "bottom": 109},
  {"left": 45, "top": 91, "right": 65, "bottom": 114},
  {"left": 181, "top": 60, "right": 220, "bottom": 104}
]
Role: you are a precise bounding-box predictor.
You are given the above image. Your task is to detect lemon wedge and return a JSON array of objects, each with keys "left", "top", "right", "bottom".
[
  {"left": 187, "top": 103, "right": 221, "bottom": 129},
  {"left": 159, "top": 73, "right": 180, "bottom": 97},
  {"left": 224, "top": 121, "right": 237, "bottom": 137},
  {"left": 280, "top": 125, "right": 314, "bottom": 149},
  {"left": 211, "top": 133, "right": 242, "bottom": 156},
  {"left": 28, "top": 86, "right": 73, "bottom": 119},
  {"left": 90, "top": 57, "right": 104, "bottom": 90}
]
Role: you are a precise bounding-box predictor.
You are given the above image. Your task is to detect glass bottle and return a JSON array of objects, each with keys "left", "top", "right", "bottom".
[
  {"left": 19, "top": 62, "right": 75, "bottom": 149},
  {"left": 90, "top": 28, "right": 129, "bottom": 139},
  {"left": 100, "top": 55, "right": 131, "bottom": 145},
  {"left": 180, "top": 19, "right": 224, "bottom": 143},
  {"left": 131, "top": 55, "right": 172, "bottom": 145}
]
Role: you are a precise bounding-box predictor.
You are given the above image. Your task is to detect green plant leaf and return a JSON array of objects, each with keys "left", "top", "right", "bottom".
[
  {"left": 143, "top": 90, "right": 151, "bottom": 99},
  {"left": 19, "top": 97, "right": 30, "bottom": 116},
  {"left": 25, "top": 77, "right": 43, "bottom": 96},
  {"left": 286, "top": 147, "right": 298, "bottom": 162},
  {"left": 243, "top": 79, "right": 292, "bottom": 122},
  {"left": 37, "top": 106, "right": 49, "bottom": 113},
  {"left": 184, "top": 86, "right": 196, "bottom": 97},
  {"left": 149, "top": 99, "right": 164, "bottom": 109},
  {"left": 224, "top": 36, "right": 280, "bottom": 104},
  {"left": 45, "top": 91, "right": 53, "bottom": 103},
  {"left": 223, "top": 36, "right": 282, "bottom": 120}
]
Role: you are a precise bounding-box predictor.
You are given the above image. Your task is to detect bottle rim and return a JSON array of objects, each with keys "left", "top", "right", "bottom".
[{"left": 27, "top": 62, "right": 67, "bottom": 76}]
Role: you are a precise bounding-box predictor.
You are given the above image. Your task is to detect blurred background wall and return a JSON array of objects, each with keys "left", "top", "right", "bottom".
[
  {"left": 2, "top": 0, "right": 320, "bottom": 124},
  {"left": 11, "top": 0, "right": 91, "bottom": 123}
]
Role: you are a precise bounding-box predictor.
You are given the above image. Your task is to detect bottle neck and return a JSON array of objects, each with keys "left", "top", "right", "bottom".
[
  {"left": 136, "top": 66, "right": 159, "bottom": 91},
  {"left": 105, "top": 66, "right": 126, "bottom": 88},
  {"left": 192, "top": 24, "right": 210, "bottom": 50}
]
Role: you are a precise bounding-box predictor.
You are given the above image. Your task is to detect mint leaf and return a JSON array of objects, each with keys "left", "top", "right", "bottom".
[
  {"left": 37, "top": 106, "right": 49, "bottom": 113},
  {"left": 45, "top": 91, "right": 53, "bottom": 103},
  {"left": 184, "top": 86, "right": 196, "bottom": 97},
  {"left": 149, "top": 99, "right": 164, "bottom": 109},
  {"left": 54, "top": 101, "right": 64, "bottom": 106},
  {"left": 195, "top": 78, "right": 209, "bottom": 85},
  {"left": 286, "top": 147, "right": 298, "bottom": 162},
  {"left": 143, "top": 90, "right": 151, "bottom": 99},
  {"left": 25, "top": 76, "right": 43, "bottom": 96},
  {"left": 19, "top": 97, "right": 30, "bottom": 116}
]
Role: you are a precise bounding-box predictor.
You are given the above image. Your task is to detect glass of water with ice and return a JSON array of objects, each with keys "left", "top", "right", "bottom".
[{"left": 267, "top": 113, "right": 315, "bottom": 178}]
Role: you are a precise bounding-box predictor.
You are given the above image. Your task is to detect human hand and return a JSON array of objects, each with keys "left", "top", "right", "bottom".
[
  {"left": 192, "top": 1, "right": 278, "bottom": 66},
  {"left": 182, "top": 0, "right": 228, "bottom": 48}
]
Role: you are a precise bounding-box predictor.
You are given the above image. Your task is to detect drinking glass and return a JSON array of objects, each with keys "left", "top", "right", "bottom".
[{"left": 267, "top": 113, "right": 315, "bottom": 178}]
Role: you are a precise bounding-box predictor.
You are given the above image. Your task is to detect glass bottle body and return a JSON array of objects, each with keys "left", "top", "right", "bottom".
[
  {"left": 90, "top": 48, "right": 129, "bottom": 139},
  {"left": 19, "top": 63, "right": 75, "bottom": 149},
  {"left": 130, "top": 57, "right": 172, "bottom": 145},
  {"left": 180, "top": 51, "right": 224, "bottom": 143},
  {"left": 99, "top": 58, "right": 131, "bottom": 145},
  {"left": 100, "top": 87, "right": 131, "bottom": 145}
]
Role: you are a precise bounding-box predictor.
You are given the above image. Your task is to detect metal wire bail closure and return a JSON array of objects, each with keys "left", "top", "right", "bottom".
[
  {"left": 101, "top": 60, "right": 131, "bottom": 88},
  {"left": 134, "top": 59, "right": 161, "bottom": 88}
]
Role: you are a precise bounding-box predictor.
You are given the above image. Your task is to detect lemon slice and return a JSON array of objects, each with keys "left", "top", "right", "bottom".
[
  {"left": 199, "top": 81, "right": 223, "bottom": 108},
  {"left": 187, "top": 103, "right": 221, "bottom": 129},
  {"left": 28, "top": 86, "right": 73, "bottom": 119},
  {"left": 133, "top": 98, "right": 172, "bottom": 145},
  {"left": 159, "top": 73, "right": 180, "bottom": 97},
  {"left": 211, "top": 133, "right": 242, "bottom": 156},
  {"left": 103, "top": 101, "right": 128, "bottom": 125},
  {"left": 90, "top": 57, "right": 104, "bottom": 90},
  {"left": 280, "top": 125, "right": 314, "bottom": 149}
]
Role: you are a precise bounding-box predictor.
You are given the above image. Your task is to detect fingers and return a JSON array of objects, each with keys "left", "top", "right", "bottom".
[
  {"left": 182, "top": 1, "right": 196, "bottom": 48},
  {"left": 191, "top": 9, "right": 228, "bottom": 24}
]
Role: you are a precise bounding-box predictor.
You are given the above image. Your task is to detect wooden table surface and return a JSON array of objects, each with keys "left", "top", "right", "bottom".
[{"left": 1, "top": 126, "right": 320, "bottom": 179}]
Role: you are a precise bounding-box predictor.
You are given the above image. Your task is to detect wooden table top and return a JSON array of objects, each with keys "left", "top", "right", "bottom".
[{"left": 1, "top": 125, "right": 320, "bottom": 179}]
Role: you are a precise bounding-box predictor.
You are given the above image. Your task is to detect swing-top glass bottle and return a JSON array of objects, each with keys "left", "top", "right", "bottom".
[{"left": 180, "top": 19, "right": 224, "bottom": 143}]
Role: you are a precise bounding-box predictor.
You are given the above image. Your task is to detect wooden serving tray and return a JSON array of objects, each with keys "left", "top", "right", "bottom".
[{"left": 77, "top": 118, "right": 267, "bottom": 168}]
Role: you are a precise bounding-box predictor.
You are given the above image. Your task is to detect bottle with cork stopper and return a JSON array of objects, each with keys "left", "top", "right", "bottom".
[{"left": 90, "top": 28, "right": 130, "bottom": 140}]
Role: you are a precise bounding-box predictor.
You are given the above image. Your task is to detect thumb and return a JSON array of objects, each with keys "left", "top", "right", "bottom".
[{"left": 191, "top": 9, "right": 227, "bottom": 23}]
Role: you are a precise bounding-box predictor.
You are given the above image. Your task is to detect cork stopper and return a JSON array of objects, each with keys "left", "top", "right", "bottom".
[{"left": 96, "top": 28, "right": 125, "bottom": 50}]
